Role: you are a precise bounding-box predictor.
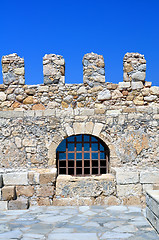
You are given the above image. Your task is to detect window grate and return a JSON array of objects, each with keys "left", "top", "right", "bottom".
[{"left": 56, "top": 134, "right": 109, "bottom": 176}]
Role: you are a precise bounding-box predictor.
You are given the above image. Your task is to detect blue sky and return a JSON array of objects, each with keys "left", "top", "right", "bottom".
[{"left": 0, "top": 0, "right": 159, "bottom": 86}]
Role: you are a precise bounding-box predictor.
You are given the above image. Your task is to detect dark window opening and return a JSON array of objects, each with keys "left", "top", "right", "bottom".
[{"left": 56, "top": 134, "right": 109, "bottom": 176}]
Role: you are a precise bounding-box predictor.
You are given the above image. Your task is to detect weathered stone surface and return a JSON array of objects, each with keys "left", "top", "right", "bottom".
[
  {"left": 144, "top": 95, "right": 157, "bottom": 102},
  {"left": 0, "top": 92, "right": 6, "bottom": 101},
  {"left": 16, "top": 186, "right": 34, "bottom": 197},
  {"left": 140, "top": 172, "right": 159, "bottom": 184},
  {"left": 23, "top": 96, "right": 33, "bottom": 104},
  {"left": 3, "top": 172, "right": 28, "bottom": 185},
  {"left": 132, "top": 72, "right": 146, "bottom": 81},
  {"left": 14, "top": 67, "right": 25, "bottom": 75},
  {"left": 117, "top": 184, "right": 142, "bottom": 197},
  {"left": 2, "top": 186, "right": 16, "bottom": 200},
  {"left": 55, "top": 174, "right": 116, "bottom": 199},
  {"left": 0, "top": 201, "right": 8, "bottom": 210},
  {"left": 39, "top": 173, "right": 56, "bottom": 184},
  {"left": 118, "top": 82, "right": 130, "bottom": 90},
  {"left": 98, "top": 89, "right": 111, "bottom": 100},
  {"left": 150, "top": 86, "right": 159, "bottom": 95},
  {"left": 36, "top": 185, "right": 54, "bottom": 197},
  {"left": 116, "top": 171, "right": 139, "bottom": 184},
  {"left": 32, "top": 104, "right": 45, "bottom": 110},
  {"left": 131, "top": 81, "right": 143, "bottom": 90},
  {"left": 8, "top": 198, "right": 29, "bottom": 210},
  {"left": 37, "top": 197, "right": 51, "bottom": 206}
]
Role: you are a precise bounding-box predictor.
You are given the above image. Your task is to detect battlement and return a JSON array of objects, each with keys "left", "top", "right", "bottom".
[{"left": 0, "top": 52, "right": 158, "bottom": 111}]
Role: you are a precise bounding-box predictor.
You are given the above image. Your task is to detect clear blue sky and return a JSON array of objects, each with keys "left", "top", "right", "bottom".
[{"left": 0, "top": 0, "right": 159, "bottom": 86}]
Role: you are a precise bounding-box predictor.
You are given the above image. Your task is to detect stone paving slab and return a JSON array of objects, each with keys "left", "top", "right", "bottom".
[{"left": 0, "top": 205, "right": 158, "bottom": 239}]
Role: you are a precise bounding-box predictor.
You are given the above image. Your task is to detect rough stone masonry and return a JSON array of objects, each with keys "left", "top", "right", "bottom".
[{"left": 0, "top": 52, "right": 158, "bottom": 210}]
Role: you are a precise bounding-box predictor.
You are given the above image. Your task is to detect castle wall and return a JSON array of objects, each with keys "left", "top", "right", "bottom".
[{"left": 0, "top": 52, "right": 158, "bottom": 209}]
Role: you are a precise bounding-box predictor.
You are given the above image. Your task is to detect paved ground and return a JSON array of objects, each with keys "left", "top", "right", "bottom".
[{"left": 0, "top": 205, "right": 158, "bottom": 240}]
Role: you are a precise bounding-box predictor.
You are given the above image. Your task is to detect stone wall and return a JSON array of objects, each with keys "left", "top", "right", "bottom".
[{"left": 0, "top": 52, "right": 158, "bottom": 208}]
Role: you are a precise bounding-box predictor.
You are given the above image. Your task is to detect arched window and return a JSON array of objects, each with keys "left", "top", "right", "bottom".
[{"left": 56, "top": 134, "right": 109, "bottom": 176}]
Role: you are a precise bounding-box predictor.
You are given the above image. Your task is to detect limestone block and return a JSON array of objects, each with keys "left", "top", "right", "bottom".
[
  {"left": 98, "top": 89, "right": 111, "bottom": 101},
  {"left": 146, "top": 190, "right": 159, "bottom": 217},
  {"left": 131, "top": 72, "right": 146, "bottom": 82},
  {"left": 92, "top": 123, "right": 103, "bottom": 136},
  {"left": 55, "top": 175, "right": 116, "bottom": 198},
  {"left": 150, "top": 86, "right": 159, "bottom": 95},
  {"left": 116, "top": 171, "right": 139, "bottom": 184},
  {"left": 2, "top": 186, "right": 16, "bottom": 200},
  {"left": 112, "top": 90, "right": 123, "bottom": 99},
  {"left": 53, "top": 197, "right": 93, "bottom": 206},
  {"left": 48, "top": 142, "right": 57, "bottom": 166},
  {"left": 73, "top": 122, "right": 85, "bottom": 134},
  {"left": 16, "top": 186, "right": 34, "bottom": 197},
  {"left": 145, "top": 81, "right": 152, "bottom": 87},
  {"left": 3, "top": 172, "right": 28, "bottom": 185},
  {"left": 118, "top": 82, "right": 130, "bottom": 90},
  {"left": 77, "top": 86, "right": 87, "bottom": 94},
  {"left": 117, "top": 184, "right": 142, "bottom": 197},
  {"left": 0, "top": 92, "right": 6, "bottom": 101},
  {"left": 14, "top": 67, "right": 25, "bottom": 75},
  {"left": 38, "top": 86, "right": 49, "bottom": 92},
  {"left": 36, "top": 185, "right": 54, "bottom": 197},
  {"left": 8, "top": 198, "right": 29, "bottom": 210},
  {"left": 28, "top": 172, "right": 39, "bottom": 185},
  {"left": 85, "top": 122, "right": 94, "bottom": 134},
  {"left": 144, "top": 95, "right": 157, "bottom": 102},
  {"left": 106, "top": 110, "right": 121, "bottom": 116},
  {"left": 80, "top": 109, "right": 94, "bottom": 116},
  {"left": 22, "top": 138, "right": 37, "bottom": 147},
  {"left": 0, "top": 201, "right": 8, "bottom": 210},
  {"left": 64, "top": 123, "right": 74, "bottom": 136},
  {"left": 122, "top": 196, "right": 141, "bottom": 205},
  {"left": 140, "top": 171, "right": 159, "bottom": 184},
  {"left": 131, "top": 81, "right": 143, "bottom": 90},
  {"left": 37, "top": 197, "right": 51, "bottom": 206},
  {"left": 15, "top": 137, "right": 22, "bottom": 148},
  {"left": 39, "top": 172, "right": 56, "bottom": 184}
]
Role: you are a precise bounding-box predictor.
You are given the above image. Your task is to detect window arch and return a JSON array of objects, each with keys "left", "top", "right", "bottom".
[{"left": 56, "top": 134, "right": 109, "bottom": 176}]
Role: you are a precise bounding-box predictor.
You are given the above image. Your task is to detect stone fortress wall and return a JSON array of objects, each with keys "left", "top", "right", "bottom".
[{"left": 0, "top": 52, "right": 158, "bottom": 210}]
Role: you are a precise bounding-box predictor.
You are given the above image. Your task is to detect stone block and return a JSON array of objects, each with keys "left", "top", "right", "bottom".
[
  {"left": 117, "top": 184, "right": 142, "bottom": 197},
  {"left": 8, "top": 198, "right": 29, "bottom": 210},
  {"left": 16, "top": 186, "right": 34, "bottom": 197},
  {"left": 36, "top": 185, "right": 54, "bottom": 197},
  {"left": 28, "top": 172, "right": 39, "bottom": 185},
  {"left": 73, "top": 122, "right": 85, "bottom": 134},
  {"left": 0, "top": 201, "right": 8, "bottom": 210},
  {"left": 140, "top": 171, "right": 159, "bottom": 184},
  {"left": 2, "top": 186, "right": 16, "bottom": 200},
  {"left": 3, "top": 172, "right": 28, "bottom": 185},
  {"left": 98, "top": 89, "right": 111, "bottom": 100},
  {"left": 132, "top": 72, "right": 145, "bottom": 82},
  {"left": 39, "top": 172, "right": 56, "bottom": 184},
  {"left": 92, "top": 123, "right": 103, "bottom": 136},
  {"left": 131, "top": 81, "right": 143, "bottom": 90},
  {"left": 116, "top": 171, "right": 139, "bottom": 184},
  {"left": 37, "top": 197, "right": 52, "bottom": 206},
  {"left": 122, "top": 196, "right": 141, "bottom": 205},
  {"left": 118, "top": 82, "right": 130, "bottom": 90},
  {"left": 150, "top": 86, "right": 159, "bottom": 95}
]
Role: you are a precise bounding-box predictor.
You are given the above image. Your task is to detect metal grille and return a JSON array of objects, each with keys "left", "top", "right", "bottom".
[{"left": 56, "top": 134, "right": 109, "bottom": 176}]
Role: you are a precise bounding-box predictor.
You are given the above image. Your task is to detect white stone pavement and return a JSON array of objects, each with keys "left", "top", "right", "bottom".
[{"left": 0, "top": 205, "right": 158, "bottom": 240}]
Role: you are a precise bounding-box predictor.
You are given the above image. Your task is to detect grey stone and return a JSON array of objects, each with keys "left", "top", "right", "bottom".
[
  {"left": 131, "top": 81, "right": 144, "bottom": 90},
  {"left": 3, "top": 172, "right": 28, "bottom": 185},
  {"left": 8, "top": 198, "right": 29, "bottom": 210},
  {"left": 137, "top": 64, "right": 146, "bottom": 71},
  {"left": 98, "top": 89, "right": 111, "bottom": 101},
  {"left": 48, "top": 233, "right": 98, "bottom": 240},
  {"left": 132, "top": 72, "right": 146, "bottom": 81},
  {"left": 144, "top": 95, "right": 157, "bottom": 102}
]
